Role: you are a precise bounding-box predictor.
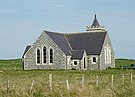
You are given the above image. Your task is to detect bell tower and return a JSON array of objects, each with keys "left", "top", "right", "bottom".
[{"left": 86, "top": 14, "right": 105, "bottom": 31}]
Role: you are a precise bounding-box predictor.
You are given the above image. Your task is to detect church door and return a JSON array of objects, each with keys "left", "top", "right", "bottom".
[{"left": 84, "top": 58, "right": 86, "bottom": 69}]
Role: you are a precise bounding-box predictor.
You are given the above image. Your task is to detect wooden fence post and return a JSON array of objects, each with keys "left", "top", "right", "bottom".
[
  {"left": 82, "top": 75, "right": 84, "bottom": 88},
  {"left": 122, "top": 74, "right": 124, "bottom": 85},
  {"left": 131, "top": 73, "right": 133, "bottom": 84},
  {"left": 122, "top": 66, "right": 123, "bottom": 70},
  {"left": 30, "top": 80, "right": 35, "bottom": 93},
  {"left": 111, "top": 74, "right": 114, "bottom": 87},
  {"left": 49, "top": 74, "right": 52, "bottom": 91},
  {"left": 7, "top": 79, "right": 9, "bottom": 96},
  {"left": 96, "top": 75, "right": 99, "bottom": 87},
  {"left": 66, "top": 80, "right": 70, "bottom": 91}
]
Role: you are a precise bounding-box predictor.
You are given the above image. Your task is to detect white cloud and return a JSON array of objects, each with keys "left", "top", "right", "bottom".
[{"left": 0, "top": 8, "right": 19, "bottom": 14}]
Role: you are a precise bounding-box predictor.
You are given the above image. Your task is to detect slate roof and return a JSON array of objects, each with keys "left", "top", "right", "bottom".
[
  {"left": 23, "top": 31, "right": 106, "bottom": 58},
  {"left": 65, "top": 32, "right": 107, "bottom": 55},
  {"left": 45, "top": 31, "right": 72, "bottom": 55},
  {"left": 22, "top": 45, "right": 31, "bottom": 58},
  {"left": 70, "top": 50, "right": 84, "bottom": 60}
]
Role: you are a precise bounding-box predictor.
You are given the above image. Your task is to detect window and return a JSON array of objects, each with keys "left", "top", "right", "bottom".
[
  {"left": 104, "top": 46, "right": 111, "bottom": 64},
  {"left": 108, "top": 49, "right": 111, "bottom": 63},
  {"left": 37, "top": 49, "right": 40, "bottom": 64},
  {"left": 74, "top": 61, "right": 77, "bottom": 65},
  {"left": 104, "top": 48, "right": 107, "bottom": 64},
  {"left": 43, "top": 46, "right": 46, "bottom": 63},
  {"left": 50, "top": 49, "right": 53, "bottom": 63},
  {"left": 93, "top": 57, "right": 96, "bottom": 62},
  {"left": 84, "top": 58, "right": 86, "bottom": 69}
]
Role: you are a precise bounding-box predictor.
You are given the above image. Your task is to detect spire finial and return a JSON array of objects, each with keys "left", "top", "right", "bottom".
[{"left": 95, "top": 12, "right": 96, "bottom": 19}]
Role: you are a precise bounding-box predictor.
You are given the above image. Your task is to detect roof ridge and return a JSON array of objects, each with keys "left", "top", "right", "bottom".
[
  {"left": 64, "top": 35, "right": 73, "bottom": 50},
  {"left": 44, "top": 30, "right": 107, "bottom": 35},
  {"left": 44, "top": 30, "right": 64, "bottom": 35},
  {"left": 65, "top": 31, "right": 107, "bottom": 35}
]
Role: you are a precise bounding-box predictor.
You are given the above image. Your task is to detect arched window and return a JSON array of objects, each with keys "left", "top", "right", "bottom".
[
  {"left": 104, "top": 46, "right": 111, "bottom": 64},
  {"left": 37, "top": 49, "right": 40, "bottom": 64},
  {"left": 50, "top": 49, "right": 53, "bottom": 63},
  {"left": 109, "top": 49, "right": 111, "bottom": 63},
  {"left": 104, "top": 48, "right": 107, "bottom": 64},
  {"left": 43, "top": 46, "right": 46, "bottom": 63}
]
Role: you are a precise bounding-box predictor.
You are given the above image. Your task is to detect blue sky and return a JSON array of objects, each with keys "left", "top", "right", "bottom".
[{"left": 0, "top": 0, "right": 135, "bottom": 59}]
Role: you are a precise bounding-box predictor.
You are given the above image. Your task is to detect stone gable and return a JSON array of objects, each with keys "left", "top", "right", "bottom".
[
  {"left": 23, "top": 32, "right": 66, "bottom": 70},
  {"left": 99, "top": 33, "right": 115, "bottom": 69}
]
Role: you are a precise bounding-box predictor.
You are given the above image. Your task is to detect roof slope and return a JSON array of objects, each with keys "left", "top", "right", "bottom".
[
  {"left": 45, "top": 31, "right": 72, "bottom": 55},
  {"left": 22, "top": 45, "right": 31, "bottom": 58},
  {"left": 23, "top": 31, "right": 106, "bottom": 57},
  {"left": 70, "top": 50, "right": 84, "bottom": 59},
  {"left": 65, "top": 32, "right": 107, "bottom": 55}
]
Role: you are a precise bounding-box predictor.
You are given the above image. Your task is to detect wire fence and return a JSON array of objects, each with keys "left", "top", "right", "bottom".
[{"left": 0, "top": 72, "right": 135, "bottom": 96}]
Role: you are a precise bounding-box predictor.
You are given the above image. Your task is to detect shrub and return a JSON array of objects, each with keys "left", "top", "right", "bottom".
[{"left": 71, "top": 68, "right": 76, "bottom": 70}]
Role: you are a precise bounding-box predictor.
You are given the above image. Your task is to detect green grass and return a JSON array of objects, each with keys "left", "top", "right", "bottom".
[
  {"left": 0, "top": 69, "right": 135, "bottom": 97},
  {"left": 0, "top": 58, "right": 135, "bottom": 70},
  {"left": 0, "top": 58, "right": 135, "bottom": 97},
  {"left": 115, "top": 58, "right": 135, "bottom": 68},
  {"left": 0, "top": 59, "right": 22, "bottom": 70}
]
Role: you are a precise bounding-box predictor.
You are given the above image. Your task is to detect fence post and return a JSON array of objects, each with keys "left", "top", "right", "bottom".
[
  {"left": 122, "top": 74, "right": 124, "bottom": 85},
  {"left": 122, "top": 66, "right": 123, "bottom": 70},
  {"left": 30, "top": 80, "right": 35, "bottom": 93},
  {"left": 96, "top": 75, "right": 99, "bottom": 87},
  {"left": 66, "top": 80, "right": 70, "bottom": 91},
  {"left": 82, "top": 75, "right": 84, "bottom": 88},
  {"left": 49, "top": 74, "right": 52, "bottom": 91},
  {"left": 7, "top": 79, "right": 9, "bottom": 97},
  {"left": 111, "top": 74, "right": 114, "bottom": 87},
  {"left": 131, "top": 73, "right": 133, "bottom": 84}
]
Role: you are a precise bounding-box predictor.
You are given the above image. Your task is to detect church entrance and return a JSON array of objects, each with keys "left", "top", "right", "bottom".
[{"left": 84, "top": 58, "right": 86, "bottom": 69}]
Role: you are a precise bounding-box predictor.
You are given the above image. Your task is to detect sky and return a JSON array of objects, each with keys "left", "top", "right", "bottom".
[{"left": 0, "top": 0, "right": 135, "bottom": 59}]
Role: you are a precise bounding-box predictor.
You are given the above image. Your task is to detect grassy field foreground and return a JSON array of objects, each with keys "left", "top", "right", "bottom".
[{"left": 0, "top": 59, "right": 135, "bottom": 97}]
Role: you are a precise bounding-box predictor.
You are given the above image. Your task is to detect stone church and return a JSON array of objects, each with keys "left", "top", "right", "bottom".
[{"left": 22, "top": 15, "right": 115, "bottom": 70}]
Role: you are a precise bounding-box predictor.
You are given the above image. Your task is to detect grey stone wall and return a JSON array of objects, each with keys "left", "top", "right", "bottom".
[
  {"left": 23, "top": 32, "right": 66, "bottom": 70},
  {"left": 70, "top": 60, "right": 81, "bottom": 70},
  {"left": 87, "top": 55, "right": 99, "bottom": 70},
  {"left": 80, "top": 51, "right": 87, "bottom": 70},
  {"left": 66, "top": 55, "right": 72, "bottom": 69}
]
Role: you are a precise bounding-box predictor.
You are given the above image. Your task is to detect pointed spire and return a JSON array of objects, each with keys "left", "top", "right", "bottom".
[
  {"left": 91, "top": 14, "right": 100, "bottom": 28},
  {"left": 86, "top": 14, "right": 105, "bottom": 31},
  {"left": 94, "top": 13, "right": 96, "bottom": 19}
]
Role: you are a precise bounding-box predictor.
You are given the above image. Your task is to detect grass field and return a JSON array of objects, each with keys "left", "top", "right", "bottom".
[
  {"left": 0, "top": 59, "right": 22, "bottom": 70},
  {"left": 0, "top": 58, "right": 135, "bottom": 97},
  {"left": 0, "top": 58, "right": 135, "bottom": 70},
  {"left": 115, "top": 58, "right": 135, "bottom": 68}
]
